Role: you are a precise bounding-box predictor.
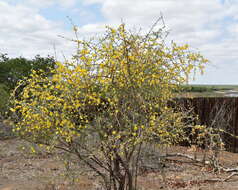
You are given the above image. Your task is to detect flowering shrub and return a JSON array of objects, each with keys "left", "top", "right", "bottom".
[{"left": 12, "top": 23, "right": 207, "bottom": 190}]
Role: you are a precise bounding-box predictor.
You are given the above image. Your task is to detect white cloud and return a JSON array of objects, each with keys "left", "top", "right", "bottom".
[
  {"left": 81, "top": 0, "right": 238, "bottom": 84},
  {"left": 59, "top": 0, "right": 76, "bottom": 8},
  {"left": 22, "top": 0, "right": 76, "bottom": 9},
  {"left": 23, "top": 0, "right": 55, "bottom": 8},
  {"left": 1, "top": 0, "right": 238, "bottom": 83},
  {"left": 0, "top": 1, "right": 75, "bottom": 59}
]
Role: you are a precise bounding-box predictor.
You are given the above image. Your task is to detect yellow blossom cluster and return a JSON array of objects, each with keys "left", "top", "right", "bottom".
[{"left": 11, "top": 24, "right": 207, "bottom": 150}]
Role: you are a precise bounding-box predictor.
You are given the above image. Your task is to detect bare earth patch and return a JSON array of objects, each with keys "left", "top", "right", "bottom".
[{"left": 1, "top": 139, "right": 238, "bottom": 190}]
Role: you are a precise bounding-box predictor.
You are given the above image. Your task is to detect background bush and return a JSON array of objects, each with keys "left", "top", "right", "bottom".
[
  {"left": 0, "top": 54, "right": 56, "bottom": 138},
  {"left": 0, "top": 83, "right": 10, "bottom": 117}
]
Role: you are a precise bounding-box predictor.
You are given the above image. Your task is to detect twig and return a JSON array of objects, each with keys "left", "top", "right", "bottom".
[
  {"left": 165, "top": 153, "right": 238, "bottom": 182},
  {"left": 165, "top": 153, "right": 209, "bottom": 164},
  {"left": 223, "top": 172, "right": 238, "bottom": 182},
  {"left": 220, "top": 167, "right": 238, "bottom": 173}
]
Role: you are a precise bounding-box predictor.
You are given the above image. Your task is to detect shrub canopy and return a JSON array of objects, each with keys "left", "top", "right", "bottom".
[{"left": 12, "top": 24, "right": 208, "bottom": 190}]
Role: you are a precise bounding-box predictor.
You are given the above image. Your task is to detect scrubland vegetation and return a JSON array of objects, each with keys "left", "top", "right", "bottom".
[{"left": 1, "top": 20, "right": 238, "bottom": 190}]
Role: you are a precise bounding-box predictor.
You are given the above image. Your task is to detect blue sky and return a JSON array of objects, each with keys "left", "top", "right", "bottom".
[
  {"left": 39, "top": 2, "right": 105, "bottom": 28},
  {"left": 0, "top": 0, "right": 238, "bottom": 84}
]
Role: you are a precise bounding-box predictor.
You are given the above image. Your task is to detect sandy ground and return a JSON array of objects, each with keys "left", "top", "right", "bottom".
[{"left": 1, "top": 139, "right": 238, "bottom": 190}]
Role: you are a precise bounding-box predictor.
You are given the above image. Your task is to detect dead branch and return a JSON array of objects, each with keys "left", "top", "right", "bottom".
[
  {"left": 201, "top": 172, "right": 238, "bottom": 183},
  {"left": 165, "top": 153, "right": 238, "bottom": 172},
  {"left": 165, "top": 153, "right": 238, "bottom": 183},
  {"left": 223, "top": 172, "right": 238, "bottom": 182},
  {"left": 220, "top": 167, "right": 238, "bottom": 173},
  {"left": 165, "top": 153, "right": 210, "bottom": 164}
]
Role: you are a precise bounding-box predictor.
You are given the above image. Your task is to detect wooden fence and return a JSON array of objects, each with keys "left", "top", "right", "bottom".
[{"left": 176, "top": 97, "right": 238, "bottom": 153}]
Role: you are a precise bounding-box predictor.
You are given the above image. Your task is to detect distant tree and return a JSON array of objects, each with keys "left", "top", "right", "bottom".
[
  {"left": 0, "top": 54, "right": 55, "bottom": 90},
  {"left": 0, "top": 54, "right": 56, "bottom": 117}
]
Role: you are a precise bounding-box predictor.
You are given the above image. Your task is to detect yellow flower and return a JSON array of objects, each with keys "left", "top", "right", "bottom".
[{"left": 31, "top": 147, "right": 36, "bottom": 153}]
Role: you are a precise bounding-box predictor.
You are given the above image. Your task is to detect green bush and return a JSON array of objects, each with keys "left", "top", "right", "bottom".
[
  {"left": 179, "top": 85, "right": 213, "bottom": 93},
  {"left": 0, "top": 83, "right": 14, "bottom": 139},
  {"left": 0, "top": 53, "right": 56, "bottom": 117},
  {"left": 0, "top": 54, "right": 56, "bottom": 90},
  {"left": 0, "top": 83, "right": 10, "bottom": 117}
]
